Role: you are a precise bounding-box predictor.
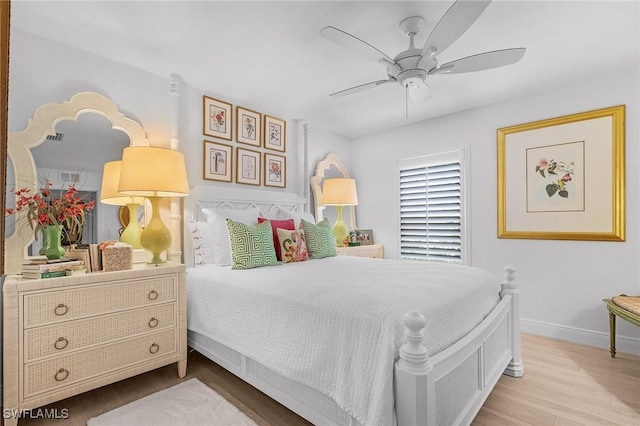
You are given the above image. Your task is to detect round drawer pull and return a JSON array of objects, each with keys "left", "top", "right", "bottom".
[
  {"left": 54, "top": 337, "right": 69, "bottom": 350},
  {"left": 149, "top": 343, "right": 160, "bottom": 354},
  {"left": 54, "top": 304, "right": 69, "bottom": 316},
  {"left": 148, "top": 317, "right": 159, "bottom": 328},
  {"left": 54, "top": 368, "right": 69, "bottom": 382},
  {"left": 148, "top": 290, "right": 159, "bottom": 300}
]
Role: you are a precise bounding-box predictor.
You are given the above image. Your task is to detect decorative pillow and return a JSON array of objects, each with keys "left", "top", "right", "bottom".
[
  {"left": 202, "top": 207, "right": 261, "bottom": 266},
  {"left": 300, "top": 218, "right": 336, "bottom": 259},
  {"left": 226, "top": 219, "right": 279, "bottom": 270},
  {"left": 187, "top": 220, "right": 215, "bottom": 267},
  {"left": 276, "top": 228, "right": 309, "bottom": 263},
  {"left": 273, "top": 206, "right": 316, "bottom": 228},
  {"left": 258, "top": 217, "right": 295, "bottom": 261}
]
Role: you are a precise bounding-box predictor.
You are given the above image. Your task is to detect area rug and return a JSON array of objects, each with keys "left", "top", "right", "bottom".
[{"left": 87, "top": 378, "right": 257, "bottom": 426}]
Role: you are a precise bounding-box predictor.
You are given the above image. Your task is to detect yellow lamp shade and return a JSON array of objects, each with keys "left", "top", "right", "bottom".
[
  {"left": 100, "top": 161, "right": 145, "bottom": 206},
  {"left": 321, "top": 178, "right": 358, "bottom": 206},
  {"left": 118, "top": 146, "right": 190, "bottom": 197}
]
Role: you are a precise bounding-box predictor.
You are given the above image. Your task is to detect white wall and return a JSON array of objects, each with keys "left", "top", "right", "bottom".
[{"left": 351, "top": 69, "right": 640, "bottom": 353}]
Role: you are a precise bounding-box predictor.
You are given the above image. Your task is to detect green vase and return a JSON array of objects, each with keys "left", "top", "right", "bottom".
[
  {"left": 38, "top": 228, "right": 49, "bottom": 256},
  {"left": 43, "top": 225, "right": 65, "bottom": 260}
]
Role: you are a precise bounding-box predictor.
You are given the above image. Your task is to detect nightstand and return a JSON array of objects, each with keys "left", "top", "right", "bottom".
[
  {"left": 336, "top": 243, "right": 384, "bottom": 258},
  {"left": 2, "top": 263, "right": 187, "bottom": 426}
]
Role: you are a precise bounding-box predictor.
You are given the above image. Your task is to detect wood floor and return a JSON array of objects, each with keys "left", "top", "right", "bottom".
[{"left": 8, "top": 333, "right": 640, "bottom": 426}]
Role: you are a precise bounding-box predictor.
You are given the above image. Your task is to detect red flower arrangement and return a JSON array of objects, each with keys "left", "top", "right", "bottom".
[{"left": 6, "top": 180, "right": 95, "bottom": 237}]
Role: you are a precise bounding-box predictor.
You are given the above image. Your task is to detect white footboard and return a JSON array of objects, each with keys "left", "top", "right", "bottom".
[{"left": 395, "top": 266, "right": 524, "bottom": 426}]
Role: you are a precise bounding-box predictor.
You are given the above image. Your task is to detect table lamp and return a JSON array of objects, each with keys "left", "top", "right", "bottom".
[
  {"left": 321, "top": 178, "right": 358, "bottom": 247},
  {"left": 100, "top": 161, "right": 145, "bottom": 248},
  {"left": 118, "top": 146, "right": 189, "bottom": 264}
]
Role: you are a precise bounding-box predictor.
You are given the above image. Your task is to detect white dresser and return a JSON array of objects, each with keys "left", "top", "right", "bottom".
[
  {"left": 2, "top": 263, "right": 187, "bottom": 426},
  {"left": 335, "top": 243, "right": 384, "bottom": 259}
]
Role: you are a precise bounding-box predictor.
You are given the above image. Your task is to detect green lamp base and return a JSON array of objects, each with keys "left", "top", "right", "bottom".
[
  {"left": 333, "top": 205, "right": 348, "bottom": 247},
  {"left": 140, "top": 196, "right": 171, "bottom": 265},
  {"left": 120, "top": 203, "right": 143, "bottom": 249}
]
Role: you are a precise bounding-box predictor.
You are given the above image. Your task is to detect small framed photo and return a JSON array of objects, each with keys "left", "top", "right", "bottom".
[
  {"left": 355, "top": 229, "right": 374, "bottom": 245},
  {"left": 264, "top": 153, "right": 286, "bottom": 188},
  {"left": 203, "top": 140, "right": 232, "bottom": 182},
  {"left": 203, "top": 95, "right": 232, "bottom": 140},
  {"left": 236, "top": 106, "right": 261, "bottom": 146},
  {"left": 236, "top": 148, "right": 261, "bottom": 186},
  {"left": 264, "top": 114, "right": 286, "bottom": 152}
]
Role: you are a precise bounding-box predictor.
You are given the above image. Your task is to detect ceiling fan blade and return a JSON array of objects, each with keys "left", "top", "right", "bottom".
[
  {"left": 421, "top": 0, "right": 491, "bottom": 58},
  {"left": 320, "top": 26, "right": 393, "bottom": 65},
  {"left": 430, "top": 48, "right": 526, "bottom": 75},
  {"left": 330, "top": 79, "right": 395, "bottom": 97}
]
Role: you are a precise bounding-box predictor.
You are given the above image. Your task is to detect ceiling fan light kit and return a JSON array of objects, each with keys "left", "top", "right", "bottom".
[{"left": 320, "top": 0, "right": 526, "bottom": 105}]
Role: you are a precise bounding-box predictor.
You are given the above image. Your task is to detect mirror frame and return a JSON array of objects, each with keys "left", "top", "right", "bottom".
[
  {"left": 310, "top": 152, "right": 357, "bottom": 230},
  {"left": 1, "top": 1, "right": 10, "bottom": 276},
  {"left": 5, "top": 92, "right": 150, "bottom": 275}
]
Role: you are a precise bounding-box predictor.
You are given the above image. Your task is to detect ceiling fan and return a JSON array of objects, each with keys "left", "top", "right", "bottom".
[{"left": 320, "top": 0, "right": 526, "bottom": 103}]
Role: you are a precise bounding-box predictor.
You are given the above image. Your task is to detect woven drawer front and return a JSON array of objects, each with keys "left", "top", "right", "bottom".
[
  {"left": 24, "top": 275, "right": 177, "bottom": 328},
  {"left": 25, "top": 303, "right": 176, "bottom": 362},
  {"left": 339, "top": 246, "right": 381, "bottom": 258},
  {"left": 24, "top": 328, "right": 176, "bottom": 398}
]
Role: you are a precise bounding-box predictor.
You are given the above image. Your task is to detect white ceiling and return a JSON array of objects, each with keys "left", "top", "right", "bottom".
[{"left": 10, "top": 1, "right": 640, "bottom": 140}]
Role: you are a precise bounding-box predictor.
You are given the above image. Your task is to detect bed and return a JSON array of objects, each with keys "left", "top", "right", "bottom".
[{"left": 182, "top": 185, "right": 523, "bottom": 426}]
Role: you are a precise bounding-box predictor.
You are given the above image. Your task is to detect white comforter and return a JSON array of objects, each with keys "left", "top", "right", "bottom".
[{"left": 186, "top": 256, "right": 501, "bottom": 426}]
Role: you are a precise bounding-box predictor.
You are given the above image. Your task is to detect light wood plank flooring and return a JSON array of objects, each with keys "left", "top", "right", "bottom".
[{"left": 7, "top": 333, "right": 639, "bottom": 425}]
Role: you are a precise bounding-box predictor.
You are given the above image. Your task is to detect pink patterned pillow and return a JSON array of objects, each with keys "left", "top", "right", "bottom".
[{"left": 276, "top": 228, "right": 309, "bottom": 263}]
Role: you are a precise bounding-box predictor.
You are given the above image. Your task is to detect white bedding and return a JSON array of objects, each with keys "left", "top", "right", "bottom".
[{"left": 186, "top": 256, "right": 501, "bottom": 426}]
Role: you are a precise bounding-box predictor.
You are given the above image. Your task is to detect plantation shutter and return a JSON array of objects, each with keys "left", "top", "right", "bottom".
[{"left": 399, "top": 150, "right": 465, "bottom": 264}]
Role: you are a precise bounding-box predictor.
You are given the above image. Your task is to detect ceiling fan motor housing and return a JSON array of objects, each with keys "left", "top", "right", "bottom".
[{"left": 389, "top": 48, "right": 433, "bottom": 87}]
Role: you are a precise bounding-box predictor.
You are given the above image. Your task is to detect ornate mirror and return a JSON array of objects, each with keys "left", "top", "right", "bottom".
[
  {"left": 310, "top": 152, "right": 357, "bottom": 230},
  {"left": 4, "top": 92, "right": 149, "bottom": 275}
]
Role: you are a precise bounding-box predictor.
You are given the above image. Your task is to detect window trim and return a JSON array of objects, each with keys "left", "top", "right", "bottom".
[{"left": 396, "top": 147, "right": 470, "bottom": 265}]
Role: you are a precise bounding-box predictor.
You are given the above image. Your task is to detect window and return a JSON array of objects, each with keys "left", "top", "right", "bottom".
[{"left": 398, "top": 149, "right": 468, "bottom": 264}]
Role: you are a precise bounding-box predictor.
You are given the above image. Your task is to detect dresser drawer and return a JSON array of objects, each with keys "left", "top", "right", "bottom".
[
  {"left": 23, "top": 275, "right": 177, "bottom": 328},
  {"left": 24, "top": 303, "right": 176, "bottom": 362},
  {"left": 336, "top": 244, "right": 384, "bottom": 258},
  {"left": 24, "top": 328, "right": 176, "bottom": 398}
]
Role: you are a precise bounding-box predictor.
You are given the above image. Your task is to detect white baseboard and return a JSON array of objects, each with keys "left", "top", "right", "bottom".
[{"left": 521, "top": 318, "right": 640, "bottom": 355}]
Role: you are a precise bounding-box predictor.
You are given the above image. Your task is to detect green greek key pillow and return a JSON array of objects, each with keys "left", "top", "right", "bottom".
[
  {"left": 226, "top": 219, "right": 280, "bottom": 270},
  {"left": 300, "top": 218, "right": 336, "bottom": 259}
]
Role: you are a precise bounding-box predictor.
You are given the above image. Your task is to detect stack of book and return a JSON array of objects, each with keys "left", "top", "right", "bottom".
[{"left": 21, "top": 257, "right": 87, "bottom": 279}]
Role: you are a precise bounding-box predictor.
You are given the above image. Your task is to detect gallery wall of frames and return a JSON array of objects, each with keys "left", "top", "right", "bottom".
[{"left": 202, "top": 95, "right": 286, "bottom": 189}]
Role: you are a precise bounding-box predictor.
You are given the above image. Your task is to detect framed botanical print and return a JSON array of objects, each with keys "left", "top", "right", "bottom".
[
  {"left": 497, "top": 105, "right": 625, "bottom": 241},
  {"left": 236, "top": 106, "right": 261, "bottom": 146},
  {"left": 263, "top": 114, "right": 286, "bottom": 152},
  {"left": 236, "top": 147, "right": 261, "bottom": 186},
  {"left": 203, "top": 140, "right": 232, "bottom": 182},
  {"left": 203, "top": 95, "right": 232, "bottom": 140},
  {"left": 264, "top": 153, "right": 286, "bottom": 188}
]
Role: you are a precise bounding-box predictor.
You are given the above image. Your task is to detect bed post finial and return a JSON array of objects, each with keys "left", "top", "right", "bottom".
[
  {"left": 500, "top": 265, "right": 524, "bottom": 377},
  {"left": 398, "top": 311, "right": 432, "bottom": 373}
]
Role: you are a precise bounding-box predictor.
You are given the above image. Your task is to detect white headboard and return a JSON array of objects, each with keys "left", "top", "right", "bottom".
[{"left": 183, "top": 185, "right": 307, "bottom": 267}]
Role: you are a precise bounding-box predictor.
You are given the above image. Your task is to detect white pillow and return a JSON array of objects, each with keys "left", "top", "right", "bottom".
[
  {"left": 273, "top": 206, "right": 315, "bottom": 228},
  {"left": 202, "top": 207, "right": 261, "bottom": 266},
  {"left": 187, "top": 220, "right": 215, "bottom": 267}
]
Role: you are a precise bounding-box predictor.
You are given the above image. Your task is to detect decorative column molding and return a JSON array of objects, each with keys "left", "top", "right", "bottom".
[
  {"left": 168, "top": 74, "right": 183, "bottom": 263},
  {"left": 302, "top": 122, "right": 310, "bottom": 211}
]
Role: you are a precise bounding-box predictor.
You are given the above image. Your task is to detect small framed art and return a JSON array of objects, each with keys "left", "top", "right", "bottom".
[
  {"left": 264, "top": 114, "right": 286, "bottom": 152},
  {"left": 203, "top": 140, "right": 232, "bottom": 182},
  {"left": 203, "top": 95, "right": 232, "bottom": 140},
  {"left": 355, "top": 229, "right": 374, "bottom": 245},
  {"left": 236, "top": 106, "right": 261, "bottom": 146},
  {"left": 264, "top": 153, "right": 286, "bottom": 188},
  {"left": 236, "top": 147, "right": 261, "bottom": 186}
]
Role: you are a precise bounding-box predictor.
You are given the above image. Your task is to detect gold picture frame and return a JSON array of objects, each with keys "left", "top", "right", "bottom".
[
  {"left": 203, "top": 95, "right": 232, "bottom": 140},
  {"left": 236, "top": 106, "right": 261, "bottom": 146},
  {"left": 203, "top": 140, "right": 232, "bottom": 182},
  {"left": 263, "top": 114, "right": 286, "bottom": 152},
  {"left": 264, "top": 153, "right": 286, "bottom": 188},
  {"left": 236, "top": 147, "right": 261, "bottom": 186},
  {"left": 497, "top": 105, "right": 625, "bottom": 241}
]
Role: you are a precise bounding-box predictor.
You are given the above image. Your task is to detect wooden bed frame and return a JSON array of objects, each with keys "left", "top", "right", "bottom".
[{"left": 183, "top": 185, "right": 524, "bottom": 426}]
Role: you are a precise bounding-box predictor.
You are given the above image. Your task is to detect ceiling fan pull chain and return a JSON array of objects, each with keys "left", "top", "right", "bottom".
[{"left": 405, "top": 85, "right": 409, "bottom": 119}]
